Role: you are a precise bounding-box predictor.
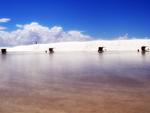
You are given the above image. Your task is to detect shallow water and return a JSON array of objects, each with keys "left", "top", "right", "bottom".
[{"left": 0, "top": 52, "right": 150, "bottom": 113}]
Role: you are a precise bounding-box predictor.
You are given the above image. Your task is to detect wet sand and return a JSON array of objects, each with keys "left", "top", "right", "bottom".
[{"left": 0, "top": 52, "right": 150, "bottom": 113}]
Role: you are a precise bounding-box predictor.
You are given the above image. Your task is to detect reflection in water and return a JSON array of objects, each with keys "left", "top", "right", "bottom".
[{"left": 0, "top": 52, "right": 150, "bottom": 113}]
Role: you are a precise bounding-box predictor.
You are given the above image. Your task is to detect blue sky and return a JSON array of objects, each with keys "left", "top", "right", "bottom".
[{"left": 0, "top": 0, "right": 150, "bottom": 39}]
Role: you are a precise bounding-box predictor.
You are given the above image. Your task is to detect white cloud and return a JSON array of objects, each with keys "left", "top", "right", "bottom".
[
  {"left": 0, "top": 26, "right": 7, "bottom": 30},
  {"left": 0, "top": 22, "right": 92, "bottom": 46},
  {"left": 0, "top": 18, "right": 11, "bottom": 23},
  {"left": 16, "top": 24, "right": 23, "bottom": 28}
]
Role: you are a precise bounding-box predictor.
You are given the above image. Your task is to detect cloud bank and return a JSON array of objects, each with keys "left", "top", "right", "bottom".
[
  {"left": 0, "top": 22, "right": 91, "bottom": 47},
  {"left": 0, "top": 21, "right": 148, "bottom": 47}
]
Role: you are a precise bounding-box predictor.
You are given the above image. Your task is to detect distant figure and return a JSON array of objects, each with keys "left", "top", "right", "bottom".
[
  {"left": 1, "top": 49, "right": 7, "bottom": 54},
  {"left": 98, "top": 47, "right": 104, "bottom": 53},
  {"left": 141, "top": 46, "right": 146, "bottom": 53},
  {"left": 49, "top": 48, "right": 54, "bottom": 53},
  {"left": 45, "top": 50, "right": 47, "bottom": 53},
  {"left": 137, "top": 49, "right": 139, "bottom": 52},
  {"left": 35, "top": 41, "right": 37, "bottom": 44}
]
